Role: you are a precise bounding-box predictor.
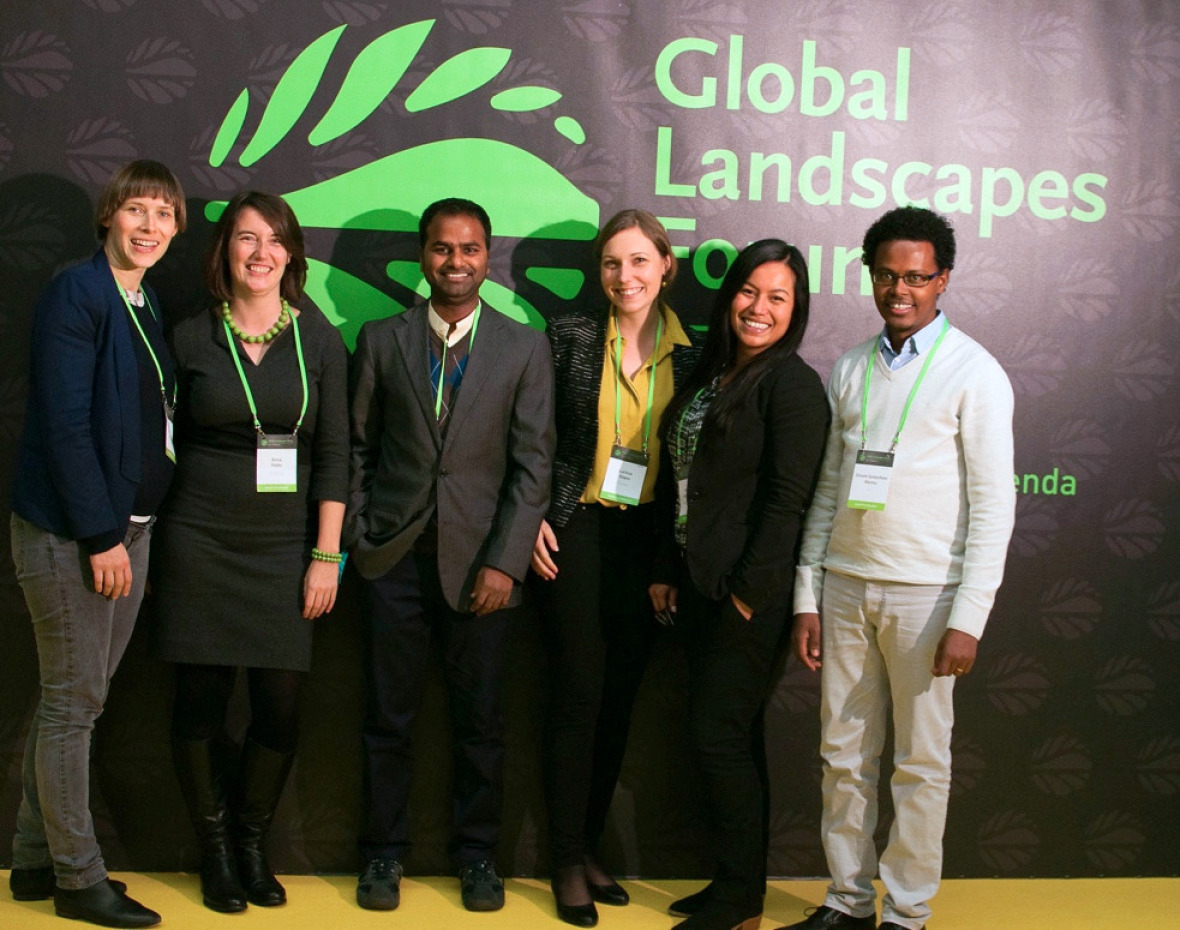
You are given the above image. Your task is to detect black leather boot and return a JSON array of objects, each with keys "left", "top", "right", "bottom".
[
  {"left": 173, "top": 737, "right": 248, "bottom": 913},
  {"left": 233, "top": 738, "right": 294, "bottom": 907}
]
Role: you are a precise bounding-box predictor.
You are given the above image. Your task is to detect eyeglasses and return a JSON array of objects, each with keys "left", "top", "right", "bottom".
[{"left": 870, "top": 270, "right": 942, "bottom": 287}]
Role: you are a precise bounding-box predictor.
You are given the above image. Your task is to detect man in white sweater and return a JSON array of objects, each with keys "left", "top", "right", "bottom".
[{"left": 780, "top": 207, "right": 1016, "bottom": 930}]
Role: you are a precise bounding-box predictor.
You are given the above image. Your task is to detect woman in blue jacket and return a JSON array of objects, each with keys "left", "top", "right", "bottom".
[{"left": 8, "top": 160, "right": 185, "bottom": 929}]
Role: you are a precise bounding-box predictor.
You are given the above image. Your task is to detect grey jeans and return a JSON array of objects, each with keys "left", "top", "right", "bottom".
[{"left": 9, "top": 513, "right": 152, "bottom": 890}]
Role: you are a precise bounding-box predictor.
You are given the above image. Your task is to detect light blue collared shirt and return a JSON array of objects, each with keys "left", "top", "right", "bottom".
[{"left": 879, "top": 310, "right": 946, "bottom": 370}]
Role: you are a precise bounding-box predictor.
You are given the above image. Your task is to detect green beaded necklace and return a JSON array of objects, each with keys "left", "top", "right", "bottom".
[{"left": 222, "top": 300, "right": 291, "bottom": 344}]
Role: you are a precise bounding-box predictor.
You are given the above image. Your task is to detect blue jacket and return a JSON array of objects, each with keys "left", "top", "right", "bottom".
[{"left": 12, "top": 250, "right": 150, "bottom": 551}]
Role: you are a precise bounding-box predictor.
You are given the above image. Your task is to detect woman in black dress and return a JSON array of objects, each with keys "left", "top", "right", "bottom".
[
  {"left": 532, "top": 209, "right": 700, "bottom": 927},
  {"left": 151, "top": 192, "right": 348, "bottom": 913},
  {"left": 650, "top": 240, "right": 829, "bottom": 930}
]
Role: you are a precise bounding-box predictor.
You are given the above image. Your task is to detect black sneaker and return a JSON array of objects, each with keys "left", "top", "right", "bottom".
[
  {"left": 459, "top": 860, "right": 504, "bottom": 912},
  {"left": 357, "top": 857, "right": 403, "bottom": 911}
]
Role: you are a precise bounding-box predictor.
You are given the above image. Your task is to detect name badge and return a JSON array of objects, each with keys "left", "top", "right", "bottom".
[
  {"left": 256, "top": 432, "right": 297, "bottom": 493},
  {"left": 164, "top": 406, "right": 176, "bottom": 464},
  {"left": 600, "top": 446, "right": 648, "bottom": 506},
  {"left": 847, "top": 449, "right": 894, "bottom": 510},
  {"left": 676, "top": 476, "right": 688, "bottom": 525}
]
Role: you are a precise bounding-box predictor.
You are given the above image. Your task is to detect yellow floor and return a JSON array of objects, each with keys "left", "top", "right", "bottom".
[{"left": 2, "top": 873, "right": 1178, "bottom": 929}]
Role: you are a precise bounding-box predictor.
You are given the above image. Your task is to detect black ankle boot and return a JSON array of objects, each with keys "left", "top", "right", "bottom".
[
  {"left": 233, "top": 738, "right": 294, "bottom": 907},
  {"left": 669, "top": 882, "right": 714, "bottom": 917},
  {"left": 54, "top": 879, "right": 160, "bottom": 928},
  {"left": 172, "top": 737, "right": 247, "bottom": 913}
]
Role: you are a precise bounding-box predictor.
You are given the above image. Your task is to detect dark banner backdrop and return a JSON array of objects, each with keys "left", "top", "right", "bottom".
[{"left": 1, "top": 0, "right": 1177, "bottom": 879}]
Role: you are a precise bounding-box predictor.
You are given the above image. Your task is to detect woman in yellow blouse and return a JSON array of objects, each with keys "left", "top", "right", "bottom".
[{"left": 531, "top": 209, "right": 701, "bottom": 926}]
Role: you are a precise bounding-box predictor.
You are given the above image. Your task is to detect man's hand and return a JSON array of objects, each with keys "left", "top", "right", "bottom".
[
  {"left": 649, "top": 583, "right": 678, "bottom": 625},
  {"left": 932, "top": 628, "right": 978, "bottom": 678},
  {"left": 302, "top": 560, "right": 339, "bottom": 619},
  {"left": 530, "top": 519, "right": 559, "bottom": 580},
  {"left": 90, "top": 543, "right": 132, "bottom": 599},
  {"left": 470, "top": 566, "right": 514, "bottom": 616},
  {"left": 792, "top": 612, "right": 822, "bottom": 671},
  {"left": 731, "top": 593, "right": 753, "bottom": 620}
]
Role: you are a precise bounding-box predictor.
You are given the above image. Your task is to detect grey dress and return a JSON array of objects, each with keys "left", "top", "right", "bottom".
[{"left": 150, "top": 305, "right": 348, "bottom": 671}]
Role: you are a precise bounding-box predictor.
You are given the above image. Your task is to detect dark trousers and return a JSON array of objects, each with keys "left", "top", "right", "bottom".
[
  {"left": 678, "top": 563, "right": 786, "bottom": 910},
  {"left": 358, "top": 550, "right": 510, "bottom": 867},
  {"left": 536, "top": 503, "right": 657, "bottom": 868}
]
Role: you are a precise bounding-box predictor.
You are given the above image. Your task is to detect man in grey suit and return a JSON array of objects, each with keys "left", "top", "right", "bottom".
[{"left": 347, "top": 198, "right": 555, "bottom": 913}]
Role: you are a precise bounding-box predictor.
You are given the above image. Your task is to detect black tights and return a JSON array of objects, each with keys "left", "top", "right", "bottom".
[{"left": 172, "top": 663, "right": 303, "bottom": 754}]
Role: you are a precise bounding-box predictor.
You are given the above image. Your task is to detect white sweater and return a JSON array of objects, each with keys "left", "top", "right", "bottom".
[{"left": 794, "top": 326, "right": 1016, "bottom": 639}]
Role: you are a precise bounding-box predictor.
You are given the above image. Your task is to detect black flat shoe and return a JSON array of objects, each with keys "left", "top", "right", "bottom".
[
  {"left": 551, "top": 879, "right": 599, "bottom": 927},
  {"left": 10, "top": 867, "right": 125, "bottom": 902},
  {"left": 588, "top": 877, "right": 629, "bottom": 906},
  {"left": 54, "top": 879, "right": 160, "bottom": 928}
]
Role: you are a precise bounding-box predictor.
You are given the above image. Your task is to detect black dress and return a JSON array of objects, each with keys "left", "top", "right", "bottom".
[{"left": 150, "top": 305, "right": 348, "bottom": 671}]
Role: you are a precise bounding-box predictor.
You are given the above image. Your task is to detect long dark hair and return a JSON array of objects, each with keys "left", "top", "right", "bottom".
[{"left": 661, "top": 239, "right": 811, "bottom": 439}]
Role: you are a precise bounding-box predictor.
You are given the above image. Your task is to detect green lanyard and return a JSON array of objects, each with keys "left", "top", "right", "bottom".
[
  {"left": 118, "top": 287, "right": 175, "bottom": 412},
  {"left": 860, "top": 318, "right": 950, "bottom": 453},
  {"left": 434, "top": 304, "right": 481, "bottom": 420},
  {"left": 223, "top": 311, "right": 308, "bottom": 435},
  {"left": 612, "top": 311, "right": 663, "bottom": 453}
]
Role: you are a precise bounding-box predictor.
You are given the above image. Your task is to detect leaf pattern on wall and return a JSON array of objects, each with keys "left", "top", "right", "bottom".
[
  {"left": 1030, "top": 734, "right": 1091, "bottom": 795},
  {"left": 1017, "top": 12, "right": 1084, "bottom": 76},
  {"left": 1, "top": 31, "right": 72, "bottom": 98},
  {"left": 1039, "top": 578, "right": 1102, "bottom": 640},
  {"left": 65, "top": 119, "right": 137, "bottom": 186},
  {"left": 443, "top": 0, "right": 512, "bottom": 36},
  {"left": 978, "top": 810, "right": 1040, "bottom": 872},
  {"left": 1146, "top": 582, "right": 1180, "bottom": 642},
  {"left": 1136, "top": 736, "right": 1180, "bottom": 795},
  {"left": 562, "top": 0, "right": 631, "bottom": 42},
  {"left": 125, "top": 37, "right": 197, "bottom": 104},
  {"left": 201, "top": 0, "right": 268, "bottom": 20},
  {"left": 984, "top": 653, "right": 1050, "bottom": 716},
  {"left": 1109, "top": 337, "right": 1173, "bottom": 402},
  {"left": 1094, "top": 655, "right": 1155, "bottom": 716},
  {"left": 1083, "top": 811, "right": 1144, "bottom": 871},
  {"left": 1102, "top": 499, "right": 1165, "bottom": 560}
]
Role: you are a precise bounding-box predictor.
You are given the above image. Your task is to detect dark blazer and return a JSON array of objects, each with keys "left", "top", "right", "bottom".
[
  {"left": 346, "top": 301, "right": 555, "bottom": 610},
  {"left": 545, "top": 306, "right": 702, "bottom": 527},
  {"left": 657, "top": 352, "right": 830, "bottom": 614},
  {"left": 12, "top": 250, "right": 152, "bottom": 550}
]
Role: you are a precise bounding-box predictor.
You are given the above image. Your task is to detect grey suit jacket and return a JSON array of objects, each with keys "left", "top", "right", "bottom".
[{"left": 346, "top": 300, "right": 555, "bottom": 610}]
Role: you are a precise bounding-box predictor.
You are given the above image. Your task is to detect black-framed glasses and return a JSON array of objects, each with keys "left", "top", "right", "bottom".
[{"left": 870, "top": 270, "right": 943, "bottom": 287}]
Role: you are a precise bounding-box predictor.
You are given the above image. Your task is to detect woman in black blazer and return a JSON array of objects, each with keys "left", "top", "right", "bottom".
[
  {"left": 532, "top": 209, "right": 700, "bottom": 927},
  {"left": 9, "top": 160, "right": 185, "bottom": 928},
  {"left": 650, "top": 240, "right": 829, "bottom": 930}
]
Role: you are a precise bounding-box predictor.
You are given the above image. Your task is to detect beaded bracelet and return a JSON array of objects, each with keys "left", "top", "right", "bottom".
[{"left": 311, "top": 547, "right": 343, "bottom": 563}]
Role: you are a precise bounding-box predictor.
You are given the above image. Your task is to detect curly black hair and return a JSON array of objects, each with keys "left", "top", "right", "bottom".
[{"left": 861, "top": 206, "right": 956, "bottom": 271}]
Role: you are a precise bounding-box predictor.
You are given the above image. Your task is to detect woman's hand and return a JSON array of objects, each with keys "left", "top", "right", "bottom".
[
  {"left": 302, "top": 560, "right": 339, "bottom": 619},
  {"left": 531, "top": 519, "right": 559, "bottom": 580},
  {"left": 649, "top": 583, "right": 678, "bottom": 625},
  {"left": 90, "top": 543, "right": 132, "bottom": 599}
]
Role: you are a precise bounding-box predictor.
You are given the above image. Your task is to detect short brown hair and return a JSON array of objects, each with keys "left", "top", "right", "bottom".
[
  {"left": 593, "top": 208, "right": 677, "bottom": 287},
  {"left": 94, "top": 159, "right": 187, "bottom": 240},
  {"left": 205, "top": 191, "right": 307, "bottom": 304}
]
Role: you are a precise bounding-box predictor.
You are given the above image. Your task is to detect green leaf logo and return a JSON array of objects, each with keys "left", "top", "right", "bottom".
[{"left": 206, "top": 19, "right": 599, "bottom": 346}]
